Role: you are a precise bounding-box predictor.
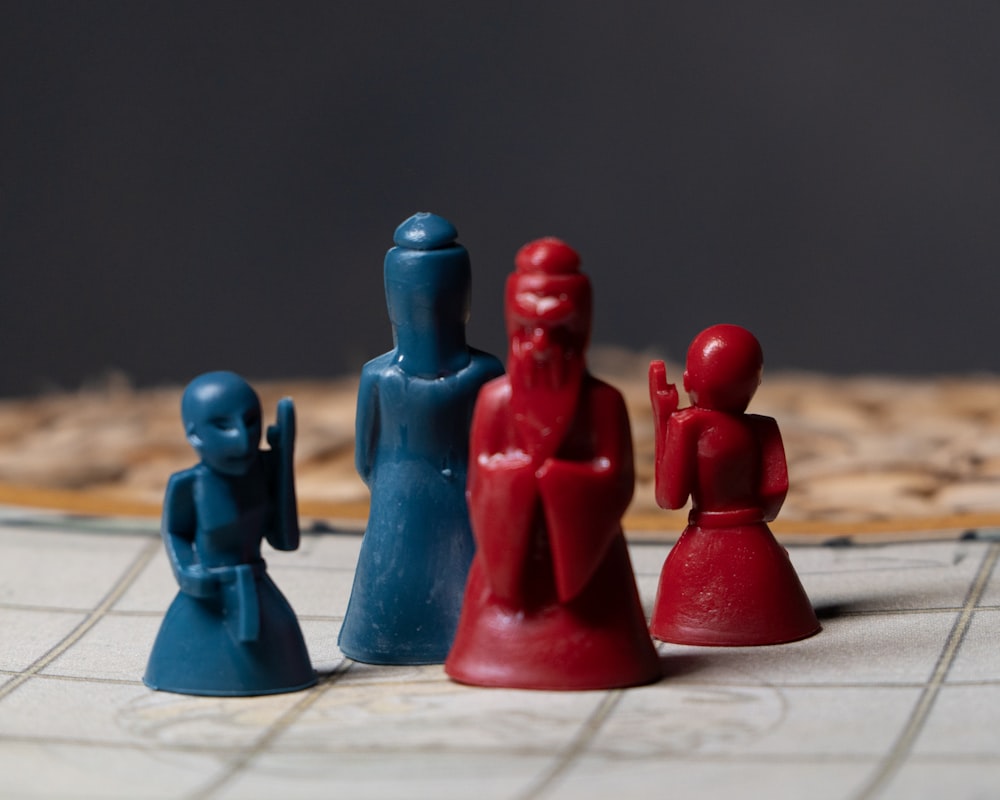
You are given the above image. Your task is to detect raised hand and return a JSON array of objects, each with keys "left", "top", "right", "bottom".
[{"left": 648, "top": 360, "right": 679, "bottom": 424}]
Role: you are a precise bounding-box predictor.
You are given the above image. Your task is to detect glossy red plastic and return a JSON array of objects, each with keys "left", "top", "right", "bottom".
[
  {"left": 444, "top": 238, "right": 661, "bottom": 690},
  {"left": 648, "top": 324, "right": 820, "bottom": 646}
]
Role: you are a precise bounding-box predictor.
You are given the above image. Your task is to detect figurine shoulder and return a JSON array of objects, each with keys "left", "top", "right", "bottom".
[
  {"left": 360, "top": 351, "right": 397, "bottom": 380},
  {"left": 745, "top": 413, "right": 781, "bottom": 438},
  {"left": 583, "top": 374, "right": 627, "bottom": 412},
  {"left": 162, "top": 467, "right": 200, "bottom": 528},
  {"left": 466, "top": 348, "right": 505, "bottom": 380},
  {"left": 474, "top": 374, "right": 512, "bottom": 410},
  {"left": 165, "top": 466, "right": 200, "bottom": 498}
]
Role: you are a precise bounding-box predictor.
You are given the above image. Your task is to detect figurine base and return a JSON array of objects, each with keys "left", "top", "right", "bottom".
[
  {"left": 142, "top": 676, "right": 317, "bottom": 698},
  {"left": 445, "top": 619, "right": 663, "bottom": 692},
  {"left": 650, "top": 523, "right": 820, "bottom": 647},
  {"left": 446, "top": 653, "right": 663, "bottom": 692},
  {"left": 338, "top": 643, "right": 449, "bottom": 667},
  {"left": 144, "top": 575, "right": 317, "bottom": 697},
  {"left": 446, "top": 542, "right": 663, "bottom": 691}
]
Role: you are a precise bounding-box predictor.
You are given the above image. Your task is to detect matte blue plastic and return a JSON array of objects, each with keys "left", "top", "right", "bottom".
[
  {"left": 144, "top": 371, "right": 316, "bottom": 696},
  {"left": 338, "top": 212, "right": 504, "bottom": 664}
]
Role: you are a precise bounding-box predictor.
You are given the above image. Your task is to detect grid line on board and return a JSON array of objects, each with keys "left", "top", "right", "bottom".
[
  {"left": 1, "top": 523, "right": 997, "bottom": 799},
  {"left": 852, "top": 541, "right": 1000, "bottom": 800},
  {"left": 183, "top": 657, "right": 355, "bottom": 800},
  {"left": 517, "top": 690, "right": 625, "bottom": 800},
  {"left": 0, "top": 538, "right": 160, "bottom": 703}
]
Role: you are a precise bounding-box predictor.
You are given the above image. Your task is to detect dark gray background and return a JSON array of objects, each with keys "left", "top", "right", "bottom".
[{"left": 2, "top": 3, "right": 997, "bottom": 396}]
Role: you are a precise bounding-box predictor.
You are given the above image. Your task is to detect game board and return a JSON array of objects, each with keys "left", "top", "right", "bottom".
[{"left": 1, "top": 506, "right": 997, "bottom": 800}]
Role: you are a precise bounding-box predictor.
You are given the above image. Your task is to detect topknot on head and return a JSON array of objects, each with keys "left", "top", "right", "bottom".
[
  {"left": 392, "top": 212, "right": 459, "bottom": 251},
  {"left": 515, "top": 237, "right": 580, "bottom": 275}
]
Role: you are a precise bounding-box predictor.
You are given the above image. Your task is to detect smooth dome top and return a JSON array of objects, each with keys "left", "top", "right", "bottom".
[
  {"left": 393, "top": 212, "right": 459, "bottom": 250},
  {"left": 515, "top": 237, "right": 580, "bottom": 274},
  {"left": 683, "top": 324, "right": 764, "bottom": 413}
]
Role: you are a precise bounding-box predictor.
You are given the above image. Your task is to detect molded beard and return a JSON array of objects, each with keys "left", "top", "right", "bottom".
[{"left": 508, "top": 349, "right": 586, "bottom": 462}]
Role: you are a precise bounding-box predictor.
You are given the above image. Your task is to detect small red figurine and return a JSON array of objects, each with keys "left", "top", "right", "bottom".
[
  {"left": 648, "top": 324, "right": 820, "bottom": 646},
  {"left": 444, "top": 238, "right": 661, "bottom": 690}
]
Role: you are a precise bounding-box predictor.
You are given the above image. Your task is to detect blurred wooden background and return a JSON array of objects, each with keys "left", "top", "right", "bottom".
[{"left": 2, "top": 351, "right": 998, "bottom": 539}]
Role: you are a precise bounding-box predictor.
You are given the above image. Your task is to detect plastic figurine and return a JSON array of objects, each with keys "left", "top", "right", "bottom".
[
  {"left": 648, "top": 324, "right": 820, "bottom": 646},
  {"left": 337, "top": 213, "right": 504, "bottom": 664},
  {"left": 144, "top": 371, "right": 316, "bottom": 695},
  {"left": 444, "top": 238, "right": 661, "bottom": 690}
]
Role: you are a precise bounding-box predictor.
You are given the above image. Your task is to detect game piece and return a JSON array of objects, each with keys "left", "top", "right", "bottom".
[
  {"left": 337, "top": 212, "right": 504, "bottom": 664},
  {"left": 444, "top": 238, "right": 661, "bottom": 690},
  {"left": 144, "top": 371, "right": 316, "bottom": 695},
  {"left": 647, "top": 324, "right": 820, "bottom": 646}
]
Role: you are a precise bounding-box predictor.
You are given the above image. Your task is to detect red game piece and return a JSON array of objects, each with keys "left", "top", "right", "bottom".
[
  {"left": 444, "top": 238, "right": 661, "bottom": 690},
  {"left": 648, "top": 324, "right": 820, "bottom": 646}
]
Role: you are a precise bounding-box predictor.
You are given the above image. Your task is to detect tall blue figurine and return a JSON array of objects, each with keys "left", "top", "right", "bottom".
[
  {"left": 338, "top": 212, "right": 504, "bottom": 664},
  {"left": 144, "top": 372, "right": 316, "bottom": 696}
]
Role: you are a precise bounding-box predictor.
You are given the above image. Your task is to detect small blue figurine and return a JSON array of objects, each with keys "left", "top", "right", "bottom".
[
  {"left": 338, "top": 212, "right": 504, "bottom": 664},
  {"left": 144, "top": 371, "right": 316, "bottom": 696}
]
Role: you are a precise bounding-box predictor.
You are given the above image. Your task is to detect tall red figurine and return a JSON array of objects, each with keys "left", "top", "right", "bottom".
[
  {"left": 648, "top": 324, "right": 820, "bottom": 646},
  {"left": 444, "top": 238, "right": 661, "bottom": 690}
]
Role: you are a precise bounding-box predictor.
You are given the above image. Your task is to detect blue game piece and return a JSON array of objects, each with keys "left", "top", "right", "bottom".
[
  {"left": 337, "top": 212, "right": 504, "bottom": 664},
  {"left": 144, "top": 372, "right": 316, "bottom": 696}
]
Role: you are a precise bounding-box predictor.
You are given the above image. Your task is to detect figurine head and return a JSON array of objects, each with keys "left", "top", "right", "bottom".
[
  {"left": 384, "top": 212, "right": 471, "bottom": 336},
  {"left": 683, "top": 324, "right": 764, "bottom": 413},
  {"left": 503, "top": 238, "right": 591, "bottom": 455},
  {"left": 181, "top": 371, "right": 262, "bottom": 476},
  {"left": 505, "top": 237, "right": 591, "bottom": 384}
]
